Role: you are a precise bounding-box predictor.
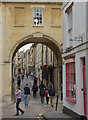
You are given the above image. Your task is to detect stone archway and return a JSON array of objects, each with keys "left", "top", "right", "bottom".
[
  {"left": 9, "top": 32, "right": 61, "bottom": 64},
  {"left": 3, "top": 32, "right": 61, "bottom": 101}
]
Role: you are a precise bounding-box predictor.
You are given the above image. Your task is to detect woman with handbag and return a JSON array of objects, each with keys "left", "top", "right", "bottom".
[{"left": 45, "top": 88, "right": 49, "bottom": 105}]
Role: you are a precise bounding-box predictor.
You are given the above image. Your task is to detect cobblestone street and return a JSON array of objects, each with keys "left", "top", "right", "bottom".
[{"left": 2, "top": 75, "right": 74, "bottom": 119}]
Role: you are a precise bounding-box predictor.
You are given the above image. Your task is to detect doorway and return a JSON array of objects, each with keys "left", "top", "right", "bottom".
[{"left": 83, "top": 57, "right": 87, "bottom": 117}]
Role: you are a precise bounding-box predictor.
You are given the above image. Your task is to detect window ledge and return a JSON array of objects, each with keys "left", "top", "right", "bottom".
[
  {"left": 51, "top": 25, "right": 62, "bottom": 28},
  {"left": 14, "top": 25, "right": 25, "bottom": 27},
  {"left": 32, "top": 25, "right": 43, "bottom": 27},
  {"left": 65, "top": 98, "right": 76, "bottom": 103}
]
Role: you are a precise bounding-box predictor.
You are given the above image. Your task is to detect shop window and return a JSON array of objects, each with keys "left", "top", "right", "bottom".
[
  {"left": 66, "top": 62, "right": 76, "bottom": 103},
  {"left": 33, "top": 8, "right": 43, "bottom": 26}
]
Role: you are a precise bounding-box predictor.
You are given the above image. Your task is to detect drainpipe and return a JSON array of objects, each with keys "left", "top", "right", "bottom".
[
  {"left": 53, "top": 53, "right": 54, "bottom": 88},
  {"left": 46, "top": 46, "right": 47, "bottom": 65},
  {"left": 42, "top": 44, "right": 43, "bottom": 83}
]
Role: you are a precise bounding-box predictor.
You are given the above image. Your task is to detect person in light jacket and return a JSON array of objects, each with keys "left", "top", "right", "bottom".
[{"left": 14, "top": 87, "right": 24, "bottom": 116}]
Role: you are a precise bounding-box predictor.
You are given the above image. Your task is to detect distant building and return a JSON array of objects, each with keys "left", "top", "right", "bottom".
[
  {"left": 13, "top": 51, "right": 24, "bottom": 75},
  {"left": 34, "top": 43, "right": 60, "bottom": 93}
]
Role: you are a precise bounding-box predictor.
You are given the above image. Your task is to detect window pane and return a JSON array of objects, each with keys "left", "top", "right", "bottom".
[
  {"left": 33, "top": 8, "right": 43, "bottom": 26},
  {"left": 66, "top": 62, "right": 76, "bottom": 101}
]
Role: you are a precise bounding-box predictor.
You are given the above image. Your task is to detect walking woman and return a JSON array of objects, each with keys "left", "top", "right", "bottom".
[
  {"left": 45, "top": 88, "right": 49, "bottom": 105},
  {"left": 14, "top": 87, "right": 24, "bottom": 116}
]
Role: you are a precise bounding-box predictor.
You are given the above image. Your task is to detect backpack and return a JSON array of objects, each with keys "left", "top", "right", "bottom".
[
  {"left": 51, "top": 89, "right": 55, "bottom": 96},
  {"left": 40, "top": 88, "right": 45, "bottom": 96},
  {"left": 33, "top": 85, "right": 38, "bottom": 92}
]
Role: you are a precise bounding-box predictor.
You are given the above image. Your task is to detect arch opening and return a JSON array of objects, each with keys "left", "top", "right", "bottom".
[
  {"left": 10, "top": 33, "right": 62, "bottom": 101},
  {"left": 9, "top": 33, "right": 61, "bottom": 65}
]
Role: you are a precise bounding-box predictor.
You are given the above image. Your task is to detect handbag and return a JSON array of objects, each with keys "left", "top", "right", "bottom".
[{"left": 29, "top": 96, "right": 32, "bottom": 101}]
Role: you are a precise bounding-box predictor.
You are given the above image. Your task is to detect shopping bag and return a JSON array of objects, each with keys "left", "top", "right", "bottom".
[{"left": 29, "top": 96, "right": 32, "bottom": 101}]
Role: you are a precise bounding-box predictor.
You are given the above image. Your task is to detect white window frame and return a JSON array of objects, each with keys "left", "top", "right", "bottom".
[{"left": 33, "top": 8, "right": 43, "bottom": 26}]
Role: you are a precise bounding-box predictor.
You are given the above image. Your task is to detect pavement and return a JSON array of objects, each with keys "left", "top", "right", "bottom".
[{"left": 1, "top": 75, "right": 75, "bottom": 120}]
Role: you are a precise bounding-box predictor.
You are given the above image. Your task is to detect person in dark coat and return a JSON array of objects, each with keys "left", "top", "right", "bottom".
[
  {"left": 40, "top": 86, "right": 45, "bottom": 104},
  {"left": 26, "top": 72, "right": 28, "bottom": 79},
  {"left": 48, "top": 86, "right": 55, "bottom": 107},
  {"left": 39, "top": 81, "right": 45, "bottom": 89},
  {"left": 34, "top": 77, "right": 37, "bottom": 84},
  {"left": 22, "top": 74, "right": 24, "bottom": 80},
  {"left": 32, "top": 84, "right": 38, "bottom": 98},
  {"left": 17, "top": 76, "right": 21, "bottom": 87},
  {"left": 24, "top": 84, "right": 30, "bottom": 106}
]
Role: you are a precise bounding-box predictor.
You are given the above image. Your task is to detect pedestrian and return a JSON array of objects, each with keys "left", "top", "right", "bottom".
[
  {"left": 24, "top": 84, "right": 30, "bottom": 107},
  {"left": 34, "top": 77, "right": 37, "bottom": 84},
  {"left": 14, "top": 87, "right": 24, "bottom": 116},
  {"left": 39, "top": 81, "right": 45, "bottom": 89},
  {"left": 26, "top": 72, "right": 28, "bottom": 79},
  {"left": 32, "top": 83, "right": 38, "bottom": 98},
  {"left": 22, "top": 74, "right": 24, "bottom": 80},
  {"left": 48, "top": 86, "right": 55, "bottom": 107},
  {"left": 45, "top": 88, "right": 49, "bottom": 105},
  {"left": 17, "top": 76, "right": 21, "bottom": 87},
  {"left": 40, "top": 86, "right": 45, "bottom": 104}
]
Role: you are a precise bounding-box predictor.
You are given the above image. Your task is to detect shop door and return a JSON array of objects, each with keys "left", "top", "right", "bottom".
[{"left": 83, "top": 58, "right": 87, "bottom": 117}]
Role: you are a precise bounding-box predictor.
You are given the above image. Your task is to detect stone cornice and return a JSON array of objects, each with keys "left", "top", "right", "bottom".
[{"left": 0, "top": 0, "right": 62, "bottom": 3}]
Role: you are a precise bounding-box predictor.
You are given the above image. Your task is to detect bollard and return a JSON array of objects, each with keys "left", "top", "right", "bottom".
[{"left": 55, "top": 94, "right": 58, "bottom": 111}]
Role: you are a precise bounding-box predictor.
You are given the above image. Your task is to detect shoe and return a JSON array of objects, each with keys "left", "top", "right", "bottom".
[
  {"left": 21, "top": 111, "right": 24, "bottom": 115},
  {"left": 52, "top": 105, "right": 53, "bottom": 107},
  {"left": 14, "top": 114, "right": 19, "bottom": 116}
]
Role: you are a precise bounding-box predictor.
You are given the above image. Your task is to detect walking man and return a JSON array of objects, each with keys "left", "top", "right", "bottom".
[
  {"left": 26, "top": 72, "right": 28, "bottom": 79},
  {"left": 32, "top": 83, "right": 38, "bottom": 98},
  {"left": 22, "top": 74, "right": 24, "bottom": 80},
  {"left": 15, "top": 87, "right": 24, "bottom": 116},
  {"left": 17, "top": 76, "right": 21, "bottom": 87},
  {"left": 40, "top": 86, "right": 45, "bottom": 104},
  {"left": 48, "top": 86, "right": 55, "bottom": 107},
  {"left": 24, "top": 84, "right": 30, "bottom": 106}
]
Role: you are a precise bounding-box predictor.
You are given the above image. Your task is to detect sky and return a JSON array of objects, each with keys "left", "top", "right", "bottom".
[{"left": 19, "top": 43, "right": 32, "bottom": 52}]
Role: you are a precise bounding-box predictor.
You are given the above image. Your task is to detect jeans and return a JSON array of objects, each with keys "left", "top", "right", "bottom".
[
  {"left": 16, "top": 99, "right": 24, "bottom": 114},
  {"left": 46, "top": 97, "right": 49, "bottom": 104},
  {"left": 41, "top": 96, "right": 44, "bottom": 104},
  {"left": 24, "top": 95, "right": 29, "bottom": 106}
]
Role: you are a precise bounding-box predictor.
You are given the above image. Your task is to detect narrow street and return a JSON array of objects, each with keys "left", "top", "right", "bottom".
[{"left": 2, "top": 76, "right": 74, "bottom": 119}]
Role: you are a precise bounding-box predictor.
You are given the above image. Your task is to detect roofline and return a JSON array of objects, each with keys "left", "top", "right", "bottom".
[{"left": 0, "top": 0, "right": 62, "bottom": 3}]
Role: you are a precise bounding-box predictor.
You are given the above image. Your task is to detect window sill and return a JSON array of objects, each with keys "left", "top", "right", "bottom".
[
  {"left": 14, "top": 25, "right": 25, "bottom": 27},
  {"left": 33, "top": 25, "right": 43, "bottom": 27},
  {"left": 65, "top": 98, "right": 76, "bottom": 103},
  {"left": 51, "top": 25, "right": 62, "bottom": 28}
]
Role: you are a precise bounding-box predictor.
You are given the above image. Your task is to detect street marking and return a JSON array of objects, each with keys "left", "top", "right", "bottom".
[{"left": 37, "top": 113, "right": 43, "bottom": 120}]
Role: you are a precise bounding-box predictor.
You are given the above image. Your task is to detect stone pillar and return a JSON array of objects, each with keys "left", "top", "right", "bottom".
[{"left": 2, "top": 62, "right": 12, "bottom": 102}]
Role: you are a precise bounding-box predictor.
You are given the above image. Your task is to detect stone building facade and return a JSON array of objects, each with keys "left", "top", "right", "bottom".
[{"left": 1, "top": 0, "right": 62, "bottom": 101}]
